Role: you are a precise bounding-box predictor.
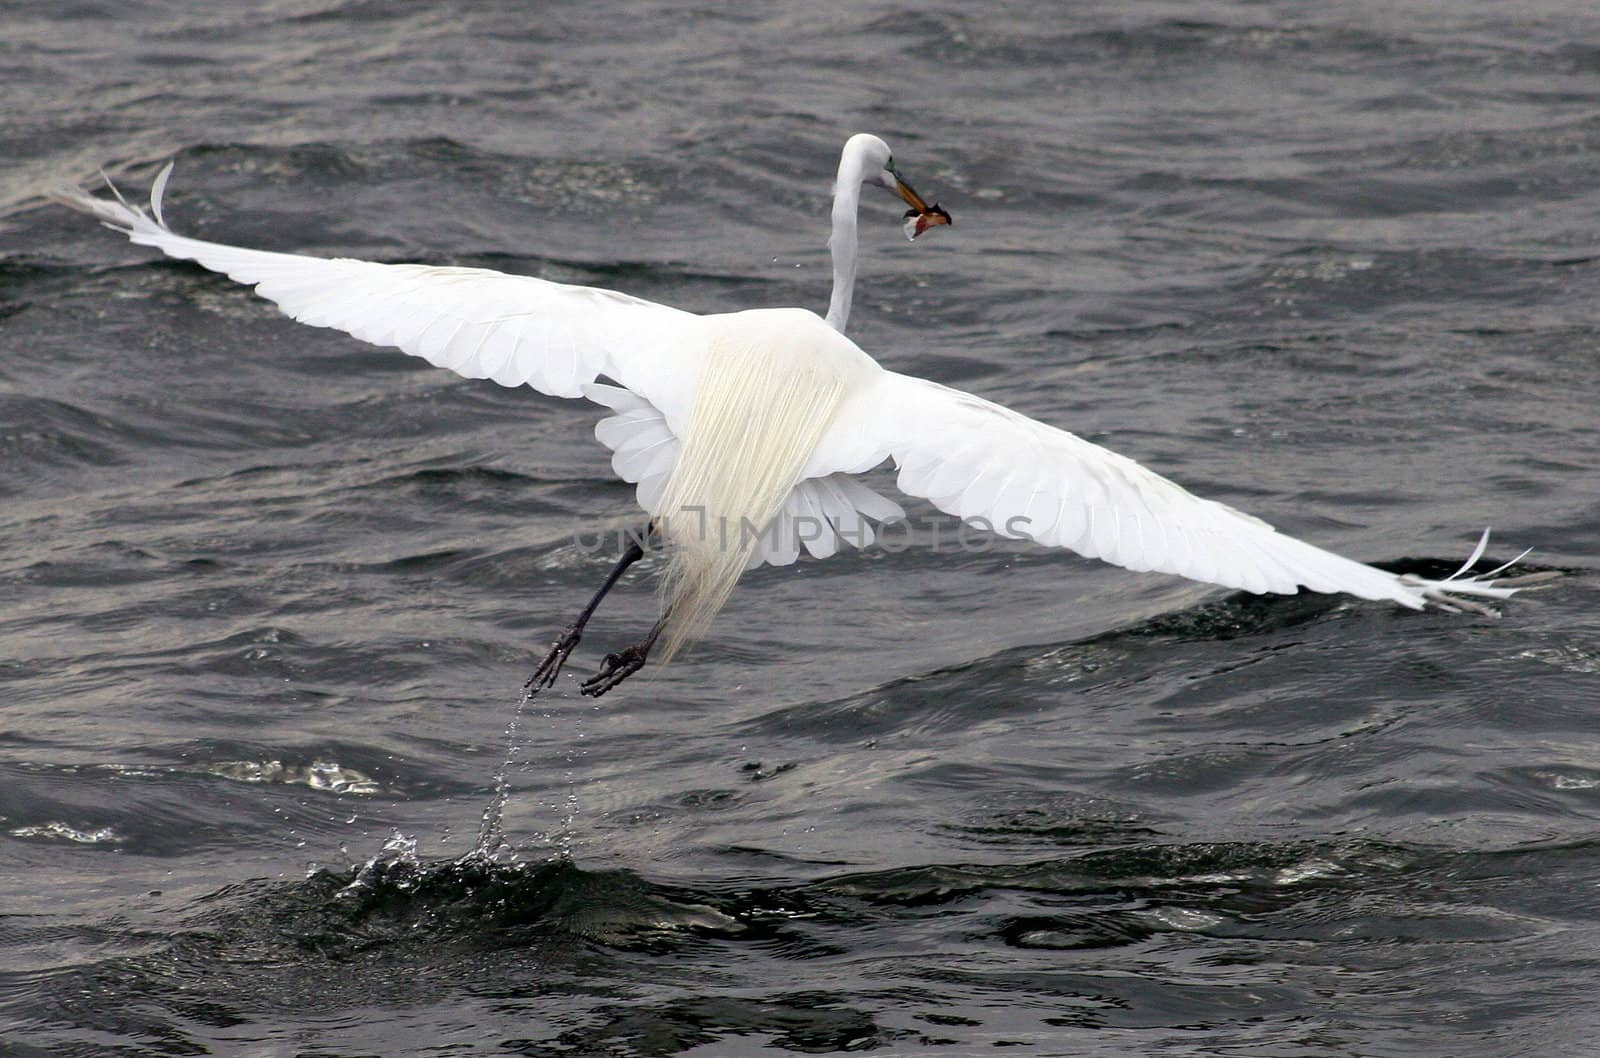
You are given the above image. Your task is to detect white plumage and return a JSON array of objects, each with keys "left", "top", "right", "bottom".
[{"left": 51, "top": 133, "right": 1522, "bottom": 694}]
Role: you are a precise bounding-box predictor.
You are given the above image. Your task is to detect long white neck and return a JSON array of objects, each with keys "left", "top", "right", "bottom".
[
  {"left": 825, "top": 136, "right": 890, "bottom": 333},
  {"left": 824, "top": 175, "right": 862, "bottom": 332}
]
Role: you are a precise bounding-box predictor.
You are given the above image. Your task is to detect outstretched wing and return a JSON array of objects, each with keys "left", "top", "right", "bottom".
[
  {"left": 855, "top": 371, "right": 1517, "bottom": 610},
  {"left": 51, "top": 164, "right": 702, "bottom": 402},
  {"left": 55, "top": 165, "right": 918, "bottom": 551}
]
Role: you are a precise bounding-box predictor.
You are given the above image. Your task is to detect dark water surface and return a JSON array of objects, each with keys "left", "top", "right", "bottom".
[{"left": 4, "top": 2, "right": 1600, "bottom": 1055}]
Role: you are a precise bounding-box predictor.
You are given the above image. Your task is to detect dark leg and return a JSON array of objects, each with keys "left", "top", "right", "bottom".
[
  {"left": 526, "top": 528, "right": 650, "bottom": 693},
  {"left": 580, "top": 616, "right": 666, "bottom": 698}
]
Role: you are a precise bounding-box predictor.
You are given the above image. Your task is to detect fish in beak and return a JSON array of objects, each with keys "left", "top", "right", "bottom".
[{"left": 884, "top": 164, "right": 952, "bottom": 240}]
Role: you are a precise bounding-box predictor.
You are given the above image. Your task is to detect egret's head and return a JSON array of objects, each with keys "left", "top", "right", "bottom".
[{"left": 842, "top": 133, "right": 953, "bottom": 240}]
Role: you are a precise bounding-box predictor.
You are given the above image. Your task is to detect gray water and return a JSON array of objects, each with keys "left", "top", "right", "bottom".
[{"left": 3, "top": 2, "right": 1600, "bottom": 1055}]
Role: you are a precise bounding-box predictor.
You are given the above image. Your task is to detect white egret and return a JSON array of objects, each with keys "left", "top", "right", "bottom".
[{"left": 52, "top": 133, "right": 1520, "bottom": 696}]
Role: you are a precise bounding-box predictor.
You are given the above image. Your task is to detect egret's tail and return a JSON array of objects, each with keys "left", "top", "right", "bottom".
[{"left": 653, "top": 322, "right": 851, "bottom": 661}]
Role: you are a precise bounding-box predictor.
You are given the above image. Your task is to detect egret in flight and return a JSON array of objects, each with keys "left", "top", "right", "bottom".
[{"left": 53, "top": 134, "right": 1519, "bottom": 696}]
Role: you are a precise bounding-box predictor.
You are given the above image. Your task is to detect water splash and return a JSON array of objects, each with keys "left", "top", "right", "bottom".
[
  {"left": 204, "top": 759, "right": 381, "bottom": 794},
  {"left": 471, "top": 686, "right": 536, "bottom": 863},
  {"left": 334, "top": 830, "right": 421, "bottom": 899},
  {"left": 9, "top": 821, "right": 124, "bottom": 845},
  {"left": 547, "top": 699, "right": 594, "bottom": 860}
]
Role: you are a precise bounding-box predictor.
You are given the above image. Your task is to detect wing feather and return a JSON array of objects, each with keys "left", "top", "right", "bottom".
[
  {"left": 50, "top": 165, "right": 700, "bottom": 404},
  {"left": 856, "top": 371, "right": 1518, "bottom": 609}
]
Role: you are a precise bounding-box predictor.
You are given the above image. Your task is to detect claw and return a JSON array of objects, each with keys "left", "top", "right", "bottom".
[
  {"left": 580, "top": 643, "right": 650, "bottom": 698},
  {"left": 526, "top": 625, "right": 582, "bottom": 692}
]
